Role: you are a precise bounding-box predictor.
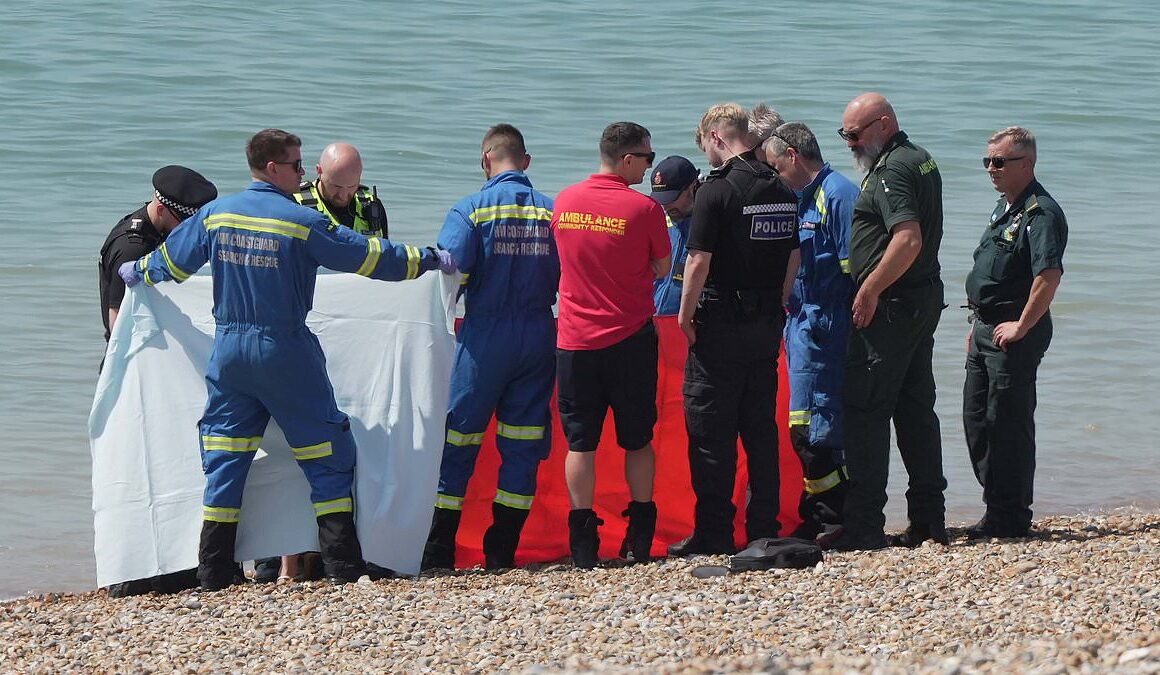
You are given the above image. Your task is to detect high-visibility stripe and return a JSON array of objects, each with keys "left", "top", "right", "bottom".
[
  {"left": 814, "top": 186, "right": 828, "bottom": 223},
  {"left": 159, "top": 243, "right": 192, "bottom": 282},
  {"left": 494, "top": 489, "right": 534, "bottom": 510},
  {"left": 356, "top": 237, "right": 382, "bottom": 277},
  {"left": 405, "top": 245, "right": 420, "bottom": 279},
  {"left": 435, "top": 494, "right": 464, "bottom": 511},
  {"left": 496, "top": 422, "right": 545, "bottom": 441},
  {"left": 141, "top": 252, "right": 156, "bottom": 286},
  {"left": 468, "top": 204, "right": 552, "bottom": 226},
  {"left": 292, "top": 441, "right": 333, "bottom": 461},
  {"left": 804, "top": 468, "right": 848, "bottom": 495},
  {"left": 459, "top": 272, "right": 471, "bottom": 286},
  {"left": 839, "top": 258, "right": 850, "bottom": 274},
  {"left": 788, "top": 410, "right": 811, "bottom": 427},
  {"left": 205, "top": 213, "right": 311, "bottom": 240},
  {"left": 203, "top": 506, "right": 241, "bottom": 523},
  {"left": 201, "top": 435, "right": 262, "bottom": 452},
  {"left": 446, "top": 429, "right": 485, "bottom": 447},
  {"left": 313, "top": 497, "right": 353, "bottom": 517}
]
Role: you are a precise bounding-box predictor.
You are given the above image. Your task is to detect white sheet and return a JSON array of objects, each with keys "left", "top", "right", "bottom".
[{"left": 89, "top": 272, "right": 456, "bottom": 587}]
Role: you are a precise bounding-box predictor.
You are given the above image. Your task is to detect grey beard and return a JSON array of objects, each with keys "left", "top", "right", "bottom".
[{"left": 851, "top": 140, "right": 886, "bottom": 173}]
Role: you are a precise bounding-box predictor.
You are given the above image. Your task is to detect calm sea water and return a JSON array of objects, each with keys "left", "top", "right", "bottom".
[{"left": 1, "top": 0, "right": 1157, "bottom": 599}]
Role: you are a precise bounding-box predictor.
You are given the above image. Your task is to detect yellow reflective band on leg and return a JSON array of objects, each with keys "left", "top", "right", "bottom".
[
  {"left": 839, "top": 258, "right": 851, "bottom": 274},
  {"left": 459, "top": 272, "right": 471, "bottom": 286},
  {"left": 405, "top": 244, "right": 420, "bottom": 279},
  {"left": 292, "top": 441, "right": 333, "bottom": 461},
  {"left": 494, "top": 489, "right": 534, "bottom": 510},
  {"left": 203, "top": 506, "right": 241, "bottom": 523},
  {"left": 313, "top": 497, "right": 353, "bottom": 517},
  {"left": 446, "top": 429, "right": 485, "bottom": 447},
  {"left": 804, "top": 469, "right": 846, "bottom": 495},
  {"left": 201, "top": 435, "right": 262, "bottom": 452},
  {"left": 435, "top": 494, "right": 465, "bottom": 511},
  {"left": 495, "top": 422, "right": 545, "bottom": 441},
  {"left": 160, "top": 242, "right": 192, "bottom": 282},
  {"left": 788, "top": 410, "right": 811, "bottom": 427},
  {"left": 356, "top": 237, "right": 382, "bottom": 277}
]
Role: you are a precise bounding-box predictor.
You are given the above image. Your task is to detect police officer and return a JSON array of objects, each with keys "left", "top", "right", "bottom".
[
  {"left": 649, "top": 155, "right": 700, "bottom": 317},
  {"left": 294, "top": 142, "right": 389, "bottom": 236},
  {"left": 670, "top": 103, "right": 800, "bottom": 556},
  {"left": 838, "top": 92, "right": 948, "bottom": 550},
  {"left": 99, "top": 166, "right": 217, "bottom": 343},
  {"left": 964, "top": 126, "right": 1067, "bottom": 539},
  {"left": 421, "top": 124, "right": 557, "bottom": 570},
  {"left": 761, "top": 122, "right": 859, "bottom": 545},
  {"left": 119, "top": 128, "right": 454, "bottom": 590}
]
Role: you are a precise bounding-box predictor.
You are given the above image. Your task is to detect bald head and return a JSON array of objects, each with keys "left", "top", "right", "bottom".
[
  {"left": 842, "top": 92, "right": 901, "bottom": 172},
  {"left": 316, "top": 142, "right": 363, "bottom": 207}
]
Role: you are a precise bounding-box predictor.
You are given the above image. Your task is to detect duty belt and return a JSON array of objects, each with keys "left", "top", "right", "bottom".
[
  {"left": 964, "top": 301, "right": 1022, "bottom": 325},
  {"left": 698, "top": 287, "right": 782, "bottom": 322}
]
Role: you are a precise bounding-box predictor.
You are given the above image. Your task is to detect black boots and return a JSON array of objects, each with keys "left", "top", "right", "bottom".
[
  {"left": 197, "top": 521, "right": 245, "bottom": 591},
  {"left": 483, "top": 503, "right": 530, "bottom": 570},
  {"left": 887, "top": 521, "right": 949, "bottom": 547},
  {"left": 568, "top": 509, "right": 603, "bottom": 569},
  {"left": 316, "top": 511, "right": 366, "bottom": 583},
  {"left": 421, "top": 507, "right": 462, "bottom": 570},
  {"left": 667, "top": 532, "right": 736, "bottom": 557},
  {"left": 620, "top": 501, "right": 657, "bottom": 564}
]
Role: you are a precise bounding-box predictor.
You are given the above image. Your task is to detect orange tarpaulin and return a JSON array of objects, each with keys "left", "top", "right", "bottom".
[{"left": 452, "top": 316, "right": 803, "bottom": 566}]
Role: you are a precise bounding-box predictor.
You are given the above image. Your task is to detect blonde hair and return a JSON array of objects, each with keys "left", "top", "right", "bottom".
[{"left": 696, "top": 103, "right": 749, "bottom": 149}]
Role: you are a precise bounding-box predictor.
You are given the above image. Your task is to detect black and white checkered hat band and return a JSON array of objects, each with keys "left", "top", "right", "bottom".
[{"left": 156, "top": 190, "right": 197, "bottom": 218}]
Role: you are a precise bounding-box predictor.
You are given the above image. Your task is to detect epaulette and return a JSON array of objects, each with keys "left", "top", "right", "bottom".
[{"left": 1024, "top": 195, "right": 1040, "bottom": 214}]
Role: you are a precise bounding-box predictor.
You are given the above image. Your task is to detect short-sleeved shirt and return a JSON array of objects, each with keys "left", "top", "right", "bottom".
[
  {"left": 848, "top": 131, "right": 943, "bottom": 288},
  {"left": 553, "top": 173, "right": 670, "bottom": 350},
  {"left": 98, "top": 205, "right": 162, "bottom": 341},
  {"left": 965, "top": 180, "right": 1067, "bottom": 312},
  {"left": 687, "top": 152, "right": 799, "bottom": 293}
]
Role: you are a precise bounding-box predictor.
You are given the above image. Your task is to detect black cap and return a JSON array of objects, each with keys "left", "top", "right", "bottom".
[
  {"left": 152, "top": 165, "right": 217, "bottom": 218},
  {"left": 650, "top": 156, "right": 699, "bottom": 205}
]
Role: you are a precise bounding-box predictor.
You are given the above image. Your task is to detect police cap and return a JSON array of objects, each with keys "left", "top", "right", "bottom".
[{"left": 152, "top": 165, "right": 217, "bottom": 219}]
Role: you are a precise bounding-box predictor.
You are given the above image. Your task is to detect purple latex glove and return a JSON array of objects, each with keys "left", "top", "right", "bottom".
[
  {"left": 435, "top": 248, "right": 457, "bottom": 275},
  {"left": 118, "top": 260, "right": 143, "bottom": 288}
]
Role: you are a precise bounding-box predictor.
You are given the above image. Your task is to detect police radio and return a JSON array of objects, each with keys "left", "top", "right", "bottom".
[{"left": 366, "top": 185, "right": 389, "bottom": 238}]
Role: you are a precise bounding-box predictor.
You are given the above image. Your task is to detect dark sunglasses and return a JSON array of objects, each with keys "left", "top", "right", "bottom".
[
  {"left": 982, "top": 155, "right": 1025, "bottom": 169},
  {"left": 625, "top": 151, "right": 656, "bottom": 164},
  {"left": 273, "top": 159, "right": 304, "bottom": 172},
  {"left": 837, "top": 127, "right": 861, "bottom": 142}
]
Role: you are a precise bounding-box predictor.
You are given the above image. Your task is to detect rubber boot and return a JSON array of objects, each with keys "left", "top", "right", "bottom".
[
  {"left": 317, "top": 511, "right": 366, "bottom": 583},
  {"left": 483, "top": 503, "right": 530, "bottom": 570},
  {"left": 420, "top": 507, "right": 462, "bottom": 570},
  {"left": 568, "top": 509, "right": 603, "bottom": 570},
  {"left": 619, "top": 500, "right": 657, "bottom": 564},
  {"left": 197, "top": 520, "right": 243, "bottom": 591}
]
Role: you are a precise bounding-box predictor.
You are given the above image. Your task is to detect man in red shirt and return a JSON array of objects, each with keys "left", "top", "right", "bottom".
[{"left": 552, "top": 121, "right": 671, "bottom": 569}]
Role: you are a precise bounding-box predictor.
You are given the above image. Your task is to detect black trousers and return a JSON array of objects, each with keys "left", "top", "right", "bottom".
[
  {"left": 683, "top": 314, "right": 783, "bottom": 542},
  {"left": 843, "top": 281, "right": 947, "bottom": 537},
  {"left": 963, "top": 313, "right": 1051, "bottom": 531}
]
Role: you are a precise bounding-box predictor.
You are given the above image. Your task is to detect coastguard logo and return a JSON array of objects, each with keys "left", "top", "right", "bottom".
[{"left": 652, "top": 171, "right": 665, "bottom": 188}]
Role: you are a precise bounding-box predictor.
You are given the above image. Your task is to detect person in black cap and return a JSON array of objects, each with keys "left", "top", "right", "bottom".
[
  {"left": 96, "top": 165, "right": 215, "bottom": 598},
  {"left": 98, "top": 165, "right": 217, "bottom": 342},
  {"left": 650, "top": 156, "right": 701, "bottom": 317}
]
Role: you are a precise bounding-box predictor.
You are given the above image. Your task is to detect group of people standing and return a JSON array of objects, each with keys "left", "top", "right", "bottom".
[{"left": 97, "top": 90, "right": 1067, "bottom": 594}]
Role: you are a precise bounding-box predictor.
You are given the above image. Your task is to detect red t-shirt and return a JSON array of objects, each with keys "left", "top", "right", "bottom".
[{"left": 552, "top": 173, "right": 670, "bottom": 350}]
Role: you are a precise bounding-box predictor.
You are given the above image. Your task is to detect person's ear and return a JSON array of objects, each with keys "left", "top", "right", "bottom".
[{"left": 521, "top": 153, "right": 532, "bottom": 171}]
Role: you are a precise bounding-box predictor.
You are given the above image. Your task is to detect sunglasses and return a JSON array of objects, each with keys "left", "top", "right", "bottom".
[
  {"left": 273, "top": 159, "right": 304, "bottom": 172},
  {"left": 837, "top": 127, "right": 863, "bottom": 142},
  {"left": 625, "top": 151, "right": 656, "bottom": 164},
  {"left": 982, "top": 155, "right": 1025, "bottom": 169}
]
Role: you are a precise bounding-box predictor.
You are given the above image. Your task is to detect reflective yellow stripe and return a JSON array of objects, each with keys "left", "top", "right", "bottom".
[
  {"left": 446, "top": 429, "right": 485, "bottom": 447},
  {"left": 435, "top": 494, "right": 464, "bottom": 511},
  {"left": 201, "top": 435, "right": 262, "bottom": 452},
  {"left": 496, "top": 422, "right": 545, "bottom": 441},
  {"left": 313, "top": 497, "right": 353, "bottom": 517},
  {"left": 839, "top": 258, "right": 850, "bottom": 274},
  {"left": 405, "top": 244, "right": 420, "bottom": 279},
  {"left": 159, "top": 243, "right": 192, "bottom": 282},
  {"left": 814, "top": 186, "right": 828, "bottom": 222},
  {"left": 468, "top": 204, "right": 552, "bottom": 226},
  {"left": 292, "top": 441, "right": 333, "bottom": 461},
  {"left": 205, "top": 213, "right": 311, "bottom": 240},
  {"left": 494, "top": 489, "right": 534, "bottom": 510},
  {"left": 203, "top": 506, "right": 241, "bottom": 523},
  {"left": 459, "top": 272, "right": 471, "bottom": 286},
  {"left": 141, "top": 252, "right": 156, "bottom": 286},
  {"left": 356, "top": 237, "right": 382, "bottom": 277},
  {"left": 788, "top": 410, "right": 811, "bottom": 427},
  {"left": 804, "top": 468, "right": 847, "bottom": 495}
]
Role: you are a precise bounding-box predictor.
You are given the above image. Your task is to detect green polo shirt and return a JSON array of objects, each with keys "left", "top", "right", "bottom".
[
  {"left": 848, "top": 131, "right": 943, "bottom": 288},
  {"left": 965, "top": 179, "right": 1067, "bottom": 312}
]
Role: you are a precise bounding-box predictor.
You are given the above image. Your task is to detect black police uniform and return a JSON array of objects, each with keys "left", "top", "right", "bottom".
[
  {"left": 98, "top": 206, "right": 162, "bottom": 342},
  {"left": 843, "top": 131, "right": 948, "bottom": 547},
  {"left": 964, "top": 180, "right": 1067, "bottom": 536},
  {"left": 679, "top": 152, "right": 799, "bottom": 550}
]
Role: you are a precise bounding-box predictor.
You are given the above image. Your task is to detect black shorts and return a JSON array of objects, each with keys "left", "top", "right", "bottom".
[{"left": 556, "top": 321, "right": 658, "bottom": 452}]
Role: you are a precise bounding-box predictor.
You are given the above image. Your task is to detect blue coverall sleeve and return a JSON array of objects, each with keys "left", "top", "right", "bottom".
[
  {"left": 140, "top": 210, "right": 210, "bottom": 285},
  {"left": 306, "top": 216, "right": 438, "bottom": 281},
  {"left": 436, "top": 205, "right": 479, "bottom": 276},
  {"left": 829, "top": 190, "right": 855, "bottom": 277}
]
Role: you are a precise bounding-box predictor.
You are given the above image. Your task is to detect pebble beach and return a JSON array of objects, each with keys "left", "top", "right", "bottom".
[{"left": 2, "top": 510, "right": 1156, "bottom": 674}]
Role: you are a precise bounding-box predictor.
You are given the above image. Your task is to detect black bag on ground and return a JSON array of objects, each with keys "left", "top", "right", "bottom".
[{"left": 729, "top": 537, "right": 823, "bottom": 572}]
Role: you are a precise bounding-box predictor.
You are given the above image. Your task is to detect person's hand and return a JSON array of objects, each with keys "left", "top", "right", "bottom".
[
  {"left": 118, "top": 260, "right": 143, "bottom": 288},
  {"left": 678, "top": 314, "right": 696, "bottom": 345},
  {"left": 851, "top": 286, "right": 879, "bottom": 328},
  {"left": 435, "top": 248, "right": 457, "bottom": 275},
  {"left": 992, "top": 321, "right": 1026, "bottom": 351}
]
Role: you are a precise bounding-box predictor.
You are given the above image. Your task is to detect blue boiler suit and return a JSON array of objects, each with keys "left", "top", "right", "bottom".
[
  {"left": 139, "top": 181, "right": 441, "bottom": 525},
  {"left": 784, "top": 164, "right": 859, "bottom": 528},
  {"left": 653, "top": 214, "right": 690, "bottom": 316},
  {"left": 434, "top": 171, "right": 557, "bottom": 514}
]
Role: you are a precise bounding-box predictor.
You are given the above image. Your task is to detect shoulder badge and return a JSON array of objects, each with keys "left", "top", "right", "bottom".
[{"left": 1024, "top": 195, "right": 1041, "bottom": 214}]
